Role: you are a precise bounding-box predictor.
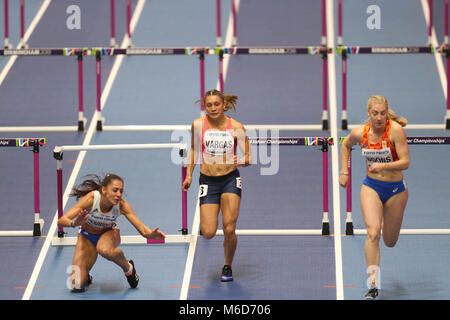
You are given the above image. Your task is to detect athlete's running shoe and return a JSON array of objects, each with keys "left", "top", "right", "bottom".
[
  {"left": 71, "top": 273, "right": 93, "bottom": 293},
  {"left": 221, "top": 265, "right": 233, "bottom": 282},
  {"left": 126, "top": 260, "right": 139, "bottom": 288},
  {"left": 364, "top": 288, "right": 379, "bottom": 300}
]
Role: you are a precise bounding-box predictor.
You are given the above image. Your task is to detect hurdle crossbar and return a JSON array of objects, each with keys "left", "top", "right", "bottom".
[
  {"left": 337, "top": 45, "right": 450, "bottom": 130},
  {"left": 53, "top": 142, "right": 188, "bottom": 241},
  {"left": 215, "top": 229, "right": 323, "bottom": 236},
  {"left": 52, "top": 234, "right": 194, "bottom": 246},
  {"left": 343, "top": 136, "right": 450, "bottom": 236},
  {"left": 0, "top": 138, "right": 46, "bottom": 236},
  {"left": 100, "top": 124, "right": 324, "bottom": 132}
]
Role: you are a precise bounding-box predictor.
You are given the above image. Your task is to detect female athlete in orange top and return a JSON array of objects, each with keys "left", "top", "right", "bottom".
[{"left": 339, "top": 95, "right": 410, "bottom": 299}]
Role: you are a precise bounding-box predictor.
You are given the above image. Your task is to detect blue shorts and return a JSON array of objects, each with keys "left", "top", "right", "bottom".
[
  {"left": 363, "top": 176, "right": 407, "bottom": 203},
  {"left": 80, "top": 228, "right": 103, "bottom": 247},
  {"left": 199, "top": 170, "right": 242, "bottom": 205}
]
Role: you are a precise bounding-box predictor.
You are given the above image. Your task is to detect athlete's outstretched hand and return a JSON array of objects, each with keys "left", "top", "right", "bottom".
[{"left": 147, "top": 227, "right": 165, "bottom": 240}]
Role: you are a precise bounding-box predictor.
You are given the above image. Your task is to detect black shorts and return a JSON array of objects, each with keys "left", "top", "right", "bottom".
[{"left": 198, "top": 170, "right": 242, "bottom": 205}]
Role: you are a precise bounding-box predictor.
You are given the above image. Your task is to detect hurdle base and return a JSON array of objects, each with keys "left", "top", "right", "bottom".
[
  {"left": 96, "top": 118, "right": 105, "bottom": 131},
  {"left": 341, "top": 119, "right": 348, "bottom": 131},
  {"left": 322, "top": 119, "right": 329, "bottom": 131},
  {"left": 215, "top": 229, "right": 323, "bottom": 236},
  {"left": 33, "top": 221, "right": 43, "bottom": 237},
  {"left": 0, "top": 230, "right": 34, "bottom": 237},
  {"left": 345, "top": 222, "right": 354, "bottom": 236},
  {"left": 321, "top": 222, "right": 330, "bottom": 236},
  {"left": 352, "top": 229, "right": 450, "bottom": 235},
  {"left": 78, "top": 119, "right": 87, "bottom": 132},
  {"left": 446, "top": 118, "right": 450, "bottom": 130}
]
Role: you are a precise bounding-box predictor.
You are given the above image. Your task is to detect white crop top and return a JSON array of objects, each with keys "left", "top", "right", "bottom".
[{"left": 84, "top": 190, "right": 121, "bottom": 230}]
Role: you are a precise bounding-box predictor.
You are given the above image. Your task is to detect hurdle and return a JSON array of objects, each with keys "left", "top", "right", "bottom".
[
  {"left": 0, "top": 138, "right": 45, "bottom": 236},
  {"left": 3, "top": 0, "right": 28, "bottom": 49},
  {"left": 93, "top": 46, "right": 332, "bottom": 130},
  {"left": 343, "top": 136, "right": 450, "bottom": 236},
  {"left": 51, "top": 142, "right": 191, "bottom": 246},
  {"left": 337, "top": 0, "right": 449, "bottom": 46},
  {"left": 214, "top": 136, "right": 334, "bottom": 236},
  {"left": 0, "top": 48, "right": 96, "bottom": 132},
  {"left": 109, "top": 0, "right": 134, "bottom": 48},
  {"left": 337, "top": 45, "right": 450, "bottom": 130},
  {"left": 337, "top": 0, "right": 450, "bottom": 130}
]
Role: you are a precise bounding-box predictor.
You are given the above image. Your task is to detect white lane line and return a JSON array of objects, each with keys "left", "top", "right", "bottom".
[
  {"left": 420, "top": 0, "right": 449, "bottom": 121},
  {"left": 22, "top": 0, "right": 147, "bottom": 300},
  {"left": 179, "top": 0, "right": 241, "bottom": 300},
  {"left": 326, "top": 0, "right": 344, "bottom": 301}
]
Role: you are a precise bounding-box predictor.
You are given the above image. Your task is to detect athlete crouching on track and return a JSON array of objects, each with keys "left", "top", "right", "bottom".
[
  {"left": 182, "top": 89, "right": 251, "bottom": 282},
  {"left": 339, "top": 95, "right": 410, "bottom": 300},
  {"left": 58, "top": 173, "right": 165, "bottom": 292}
]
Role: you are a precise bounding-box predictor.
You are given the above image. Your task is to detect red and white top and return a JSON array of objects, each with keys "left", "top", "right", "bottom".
[{"left": 201, "top": 115, "right": 236, "bottom": 156}]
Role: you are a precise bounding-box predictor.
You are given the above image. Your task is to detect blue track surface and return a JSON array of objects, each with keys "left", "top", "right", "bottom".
[{"left": 0, "top": 0, "right": 449, "bottom": 303}]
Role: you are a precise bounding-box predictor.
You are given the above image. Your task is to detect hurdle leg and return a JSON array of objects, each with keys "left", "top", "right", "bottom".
[
  {"left": 96, "top": 51, "right": 105, "bottom": 131},
  {"left": 19, "top": 0, "right": 28, "bottom": 49},
  {"left": 341, "top": 50, "right": 348, "bottom": 130},
  {"left": 321, "top": 0, "right": 326, "bottom": 46},
  {"left": 322, "top": 48, "right": 329, "bottom": 131},
  {"left": 216, "top": 0, "right": 222, "bottom": 46},
  {"left": 181, "top": 164, "right": 188, "bottom": 236},
  {"left": 54, "top": 150, "right": 65, "bottom": 238},
  {"left": 110, "top": 0, "right": 117, "bottom": 47},
  {"left": 345, "top": 149, "right": 354, "bottom": 235},
  {"left": 218, "top": 49, "right": 224, "bottom": 92},
  {"left": 445, "top": 0, "right": 449, "bottom": 45},
  {"left": 321, "top": 140, "right": 330, "bottom": 235},
  {"left": 231, "top": 0, "right": 237, "bottom": 46},
  {"left": 126, "top": 0, "right": 133, "bottom": 47},
  {"left": 337, "top": 0, "right": 343, "bottom": 46},
  {"left": 4, "top": 0, "right": 11, "bottom": 49},
  {"left": 446, "top": 48, "right": 450, "bottom": 129},
  {"left": 77, "top": 52, "right": 87, "bottom": 131},
  {"left": 428, "top": 0, "right": 433, "bottom": 46},
  {"left": 199, "top": 50, "right": 206, "bottom": 114},
  {"left": 32, "top": 142, "right": 43, "bottom": 236}
]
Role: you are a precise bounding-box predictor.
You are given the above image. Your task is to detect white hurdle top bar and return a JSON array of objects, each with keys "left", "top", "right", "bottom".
[{"left": 54, "top": 143, "right": 187, "bottom": 153}]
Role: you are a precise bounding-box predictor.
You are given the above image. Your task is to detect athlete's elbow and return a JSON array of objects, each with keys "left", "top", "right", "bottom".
[{"left": 402, "top": 160, "right": 410, "bottom": 170}]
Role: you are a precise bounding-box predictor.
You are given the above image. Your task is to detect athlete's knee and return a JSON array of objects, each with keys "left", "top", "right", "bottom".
[
  {"left": 222, "top": 224, "right": 236, "bottom": 239},
  {"left": 366, "top": 227, "right": 381, "bottom": 242},
  {"left": 201, "top": 227, "right": 216, "bottom": 240},
  {"left": 97, "top": 247, "right": 120, "bottom": 260},
  {"left": 383, "top": 235, "right": 399, "bottom": 248}
]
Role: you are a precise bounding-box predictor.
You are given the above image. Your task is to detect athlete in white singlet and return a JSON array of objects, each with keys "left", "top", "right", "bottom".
[{"left": 58, "top": 174, "right": 165, "bottom": 292}]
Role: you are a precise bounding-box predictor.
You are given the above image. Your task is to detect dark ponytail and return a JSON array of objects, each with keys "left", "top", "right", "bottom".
[{"left": 70, "top": 173, "right": 124, "bottom": 199}]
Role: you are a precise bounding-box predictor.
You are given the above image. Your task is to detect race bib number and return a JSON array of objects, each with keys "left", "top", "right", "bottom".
[
  {"left": 199, "top": 185, "right": 208, "bottom": 197},
  {"left": 236, "top": 177, "right": 242, "bottom": 189}
]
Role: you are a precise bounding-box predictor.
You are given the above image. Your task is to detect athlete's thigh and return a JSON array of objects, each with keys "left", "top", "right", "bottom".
[
  {"left": 96, "top": 228, "right": 121, "bottom": 251},
  {"left": 220, "top": 193, "right": 241, "bottom": 228},
  {"left": 200, "top": 203, "right": 220, "bottom": 237},
  {"left": 382, "top": 189, "right": 408, "bottom": 239},
  {"left": 72, "top": 233, "right": 98, "bottom": 271},
  {"left": 360, "top": 185, "right": 384, "bottom": 230}
]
